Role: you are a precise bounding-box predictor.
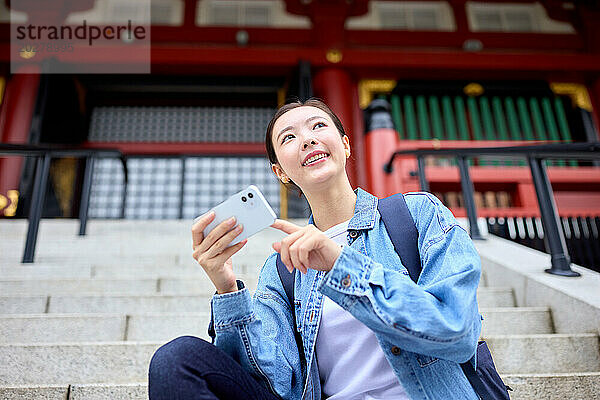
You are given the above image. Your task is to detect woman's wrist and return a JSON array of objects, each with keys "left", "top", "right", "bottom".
[{"left": 216, "top": 282, "right": 239, "bottom": 294}]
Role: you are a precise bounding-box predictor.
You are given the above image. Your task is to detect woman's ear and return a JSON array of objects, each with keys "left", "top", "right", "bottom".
[
  {"left": 271, "top": 164, "right": 289, "bottom": 183},
  {"left": 342, "top": 135, "right": 351, "bottom": 158}
]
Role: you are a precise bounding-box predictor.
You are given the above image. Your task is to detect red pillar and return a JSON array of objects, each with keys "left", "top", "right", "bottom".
[
  {"left": 0, "top": 68, "right": 41, "bottom": 214},
  {"left": 350, "top": 82, "right": 368, "bottom": 189},
  {"left": 364, "top": 128, "right": 401, "bottom": 198},
  {"left": 313, "top": 67, "right": 358, "bottom": 189}
]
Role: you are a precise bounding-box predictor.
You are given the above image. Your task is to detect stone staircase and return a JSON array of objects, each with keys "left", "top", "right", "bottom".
[{"left": 1, "top": 220, "right": 599, "bottom": 399}]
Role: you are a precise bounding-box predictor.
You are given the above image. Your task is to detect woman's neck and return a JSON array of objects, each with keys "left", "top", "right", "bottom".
[{"left": 303, "top": 178, "right": 357, "bottom": 232}]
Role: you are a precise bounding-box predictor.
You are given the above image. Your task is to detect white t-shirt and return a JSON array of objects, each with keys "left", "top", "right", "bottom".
[{"left": 315, "top": 219, "right": 409, "bottom": 400}]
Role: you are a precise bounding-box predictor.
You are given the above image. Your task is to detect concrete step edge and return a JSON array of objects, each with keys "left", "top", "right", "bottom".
[
  {"left": 483, "top": 333, "right": 598, "bottom": 339},
  {"left": 501, "top": 371, "right": 600, "bottom": 378},
  {"left": 0, "top": 312, "right": 209, "bottom": 318},
  {"left": 479, "top": 307, "right": 549, "bottom": 312}
]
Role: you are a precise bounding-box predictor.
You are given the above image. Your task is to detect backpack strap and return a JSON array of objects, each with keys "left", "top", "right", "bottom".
[
  {"left": 276, "top": 255, "right": 307, "bottom": 369},
  {"left": 377, "top": 193, "right": 422, "bottom": 284}
]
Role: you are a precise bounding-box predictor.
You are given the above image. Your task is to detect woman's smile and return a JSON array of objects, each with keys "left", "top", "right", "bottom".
[{"left": 303, "top": 154, "right": 330, "bottom": 167}]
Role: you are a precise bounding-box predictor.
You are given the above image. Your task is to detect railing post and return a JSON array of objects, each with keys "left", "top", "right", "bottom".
[
  {"left": 78, "top": 155, "right": 95, "bottom": 236},
  {"left": 417, "top": 155, "right": 429, "bottom": 192},
  {"left": 457, "top": 156, "right": 484, "bottom": 240},
  {"left": 528, "top": 156, "right": 580, "bottom": 277},
  {"left": 22, "top": 153, "right": 51, "bottom": 263},
  {"left": 120, "top": 156, "right": 128, "bottom": 219}
]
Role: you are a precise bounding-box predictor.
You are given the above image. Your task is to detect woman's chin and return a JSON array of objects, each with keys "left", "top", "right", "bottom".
[{"left": 300, "top": 169, "right": 341, "bottom": 188}]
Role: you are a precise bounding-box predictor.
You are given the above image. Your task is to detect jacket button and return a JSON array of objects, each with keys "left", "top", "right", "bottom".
[
  {"left": 349, "top": 230, "right": 359, "bottom": 238},
  {"left": 341, "top": 274, "right": 351, "bottom": 287},
  {"left": 391, "top": 346, "right": 401, "bottom": 355}
]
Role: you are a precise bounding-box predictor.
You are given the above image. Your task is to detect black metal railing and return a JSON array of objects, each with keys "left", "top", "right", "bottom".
[
  {"left": 0, "top": 144, "right": 124, "bottom": 263},
  {"left": 384, "top": 142, "right": 600, "bottom": 278}
]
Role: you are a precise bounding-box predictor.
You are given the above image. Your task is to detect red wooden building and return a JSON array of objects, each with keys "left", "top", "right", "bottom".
[{"left": 0, "top": 0, "right": 599, "bottom": 268}]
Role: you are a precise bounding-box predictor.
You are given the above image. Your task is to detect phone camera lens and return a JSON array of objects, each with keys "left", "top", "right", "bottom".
[
  {"left": 241, "top": 196, "right": 247, "bottom": 202},
  {"left": 248, "top": 193, "right": 253, "bottom": 198}
]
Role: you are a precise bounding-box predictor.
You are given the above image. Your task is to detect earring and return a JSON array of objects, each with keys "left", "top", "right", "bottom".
[{"left": 282, "top": 177, "right": 289, "bottom": 184}]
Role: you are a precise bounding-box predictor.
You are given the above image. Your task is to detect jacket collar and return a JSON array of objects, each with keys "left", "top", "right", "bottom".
[{"left": 307, "top": 187, "right": 378, "bottom": 231}]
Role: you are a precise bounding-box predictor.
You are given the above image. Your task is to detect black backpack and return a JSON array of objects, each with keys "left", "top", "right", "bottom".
[{"left": 275, "top": 192, "right": 511, "bottom": 400}]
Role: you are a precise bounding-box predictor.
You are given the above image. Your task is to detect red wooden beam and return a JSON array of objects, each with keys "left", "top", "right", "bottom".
[
  {"left": 82, "top": 141, "right": 267, "bottom": 156},
  {"left": 2, "top": 43, "right": 586, "bottom": 73},
  {"left": 345, "top": 31, "right": 583, "bottom": 51}
]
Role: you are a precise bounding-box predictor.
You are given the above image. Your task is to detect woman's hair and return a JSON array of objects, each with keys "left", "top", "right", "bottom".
[{"left": 265, "top": 97, "right": 347, "bottom": 196}]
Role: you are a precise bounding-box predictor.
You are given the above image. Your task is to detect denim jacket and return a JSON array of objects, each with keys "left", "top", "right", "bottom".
[{"left": 211, "top": 187, "right": 482, "bottom": 400}]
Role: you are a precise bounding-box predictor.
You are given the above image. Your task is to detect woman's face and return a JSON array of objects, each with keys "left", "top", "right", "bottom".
[{"left": 271, "top": 105, "right": 350, "bottom": 190}]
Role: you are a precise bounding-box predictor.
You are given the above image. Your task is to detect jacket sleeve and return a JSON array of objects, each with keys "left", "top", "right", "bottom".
[
  {"left": 317, "top": 193, "right": 482, "bottom": 364},
  {"left": 211, "top": 253, "right": 303, "bottom": 400}
]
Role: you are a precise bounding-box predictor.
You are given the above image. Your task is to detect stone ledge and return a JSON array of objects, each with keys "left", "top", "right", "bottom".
[{"left": 475, "top": 236, "right": 600, "bottom": 335}]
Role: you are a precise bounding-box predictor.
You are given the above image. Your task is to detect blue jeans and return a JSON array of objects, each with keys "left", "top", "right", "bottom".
[{"left": 148, "top": 336, "right": 281, "bottom": 400}]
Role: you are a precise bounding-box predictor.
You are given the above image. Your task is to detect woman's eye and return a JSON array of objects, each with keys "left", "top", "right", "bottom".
[
  {"left": 282, "top": 133, "right": 294, "bottom": 143},
  {"left": 313, "top": 122, "right": 326, "bottom": 129}
]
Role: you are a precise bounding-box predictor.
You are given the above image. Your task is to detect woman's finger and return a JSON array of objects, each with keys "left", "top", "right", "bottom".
[
  {"left": 191, "top": 211, "right": 215, "bottom": 248},
  {"left": 212, "top": 238, "right": 248, "bottom": 267},
  {"left": 195, "top": 217, "right": 238, "bottom": 255},
  {"left": 270, "top": 219, "right": 302, "bottom": 235},
  {"left": 289, "top": 234, "right": 310, "bottom": 274},
  {"left": 297, "top": 235, "right": 311, "bottom": 273},
  {"left": 278, "top": 229, "right": 306, "bottom": 272},
  {"left": 204, "top": 223, "right": 244, "bottom": 260}
]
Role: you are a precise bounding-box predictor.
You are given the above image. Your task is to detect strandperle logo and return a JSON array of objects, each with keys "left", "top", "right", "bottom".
[{"left": 15, "top": 20, "right": 147, "bottom": 47}]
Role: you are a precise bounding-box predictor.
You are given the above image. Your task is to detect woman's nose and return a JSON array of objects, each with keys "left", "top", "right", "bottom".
[{"left": 303, "top": 139, "right": 317, "bottom": 149}]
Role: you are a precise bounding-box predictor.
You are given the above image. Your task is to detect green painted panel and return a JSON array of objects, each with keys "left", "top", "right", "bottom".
[
  {"left": 517, "top": 97, "right": 535, "bottom": 141},
  {"left": 454, "top": 97, "right": 470, "bottom": 140},
  {"left": 492, "top": 96, "right": 509, "bottom": 141},
  {"left": 529, "top": 98, "right": 547, "bottom": 140},
  {"left": 554, "top": 97, "right": 577, "bottom": 166},
  {"left": 541, "top": 98, "right": 561, "bottom": 141},
  {"left": 480, "top": 97, "right": 496, "bottom": 140},
  {"left": 404, "top": 95, "right": 418, "bottom": 140},
  {"left": 416, "top": 95, "right": 431, "bottom": 140},
  {"left": 504, "top": 98, "right": 522, "bottom": 141},
  {"left": 390, "top": 94, "right": 404, "bottom": 139},
  {"left": 429, "top": 96, "right": 444, "bottom": 139},
  {"left": 480, "top": 97, "right": 499, "bottom": 165},
  {"left": 554, "top": 97, "right": 573, "bottom": 142},
  {"left": 541, "top": 97, "right": 564, "bottom": 166},
  {"left": 467, "top": 97, "right": 483, "bottom": 141},
  {"left": 442, "top": 96, "right": 457, "bottom": 140}
]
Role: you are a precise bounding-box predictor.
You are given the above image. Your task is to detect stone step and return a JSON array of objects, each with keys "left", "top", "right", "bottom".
[
  {"left": 0, "top": 342, "right": 160, "bottom": 384},
  {"left": 1, "top": 252, "right": 270, "bottom": 271},
  {"left": 2, "top": 334, "right": 599, "bottom": 385},
  {"left": 0, "top": 287, "right": 512, "bottom": 314},
  {"left": 2, "top": 372, "right": 600, "bottom": 400},
  {"left": 0, "top": 384, "right": 69, "bottom": 400},
  {"left": 0, "top": 265, "right": 93, "bottom": 280},
  {"left": 0, "top": 383, "right": 149, "bottom": 400},
  {"left": 480, "top": 307, "right": 553, "bottom": 336},
  {"left": 0, "top": 295, "right": 211, "bottom": 314},
  {"left": 1, "top": 255, "right": 269, "bottom": 277},
  {"left": 1, "top": 307, "right": 548, "bottom": 344},
  {"left": 0, "top": 277, "right": 259, "bottom": 296},
  {"left": 0, "top": 313, "right": 211, "bottom": 343},
  {"left": 485, "top": 334, "right": 600, "bottom": 374},
  {"left": 477, "top": 287, "right": 515, "bottom": 307},
  {"left": 69, "top": 383, "right": 148, "bottom": 400},
  {"left": 501, "top": 372, "right": 600, "bottom": 400}
]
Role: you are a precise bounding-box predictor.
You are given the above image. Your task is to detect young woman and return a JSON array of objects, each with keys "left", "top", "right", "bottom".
[{"left": 149, "top": 98, "right": 482, "bottom": 400}]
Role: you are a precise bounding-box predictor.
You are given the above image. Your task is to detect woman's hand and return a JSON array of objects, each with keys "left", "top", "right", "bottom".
[
  {"left": 192, "top": 211, "right": 247, "bottom": 294},
  {"left": 270, "top": 219, "right": 343, "bottom": 274}
]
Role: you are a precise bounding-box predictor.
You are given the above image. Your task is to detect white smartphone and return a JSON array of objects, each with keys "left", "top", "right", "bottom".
[{"left": 193, "top": 185, "right": 277, "bottom": 247}]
